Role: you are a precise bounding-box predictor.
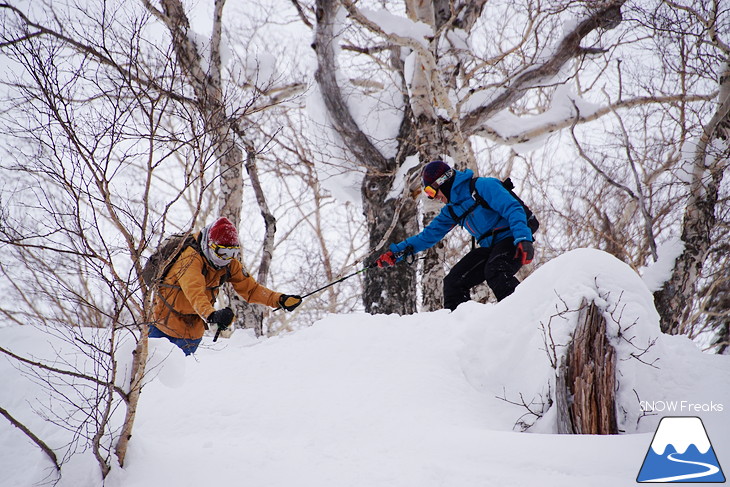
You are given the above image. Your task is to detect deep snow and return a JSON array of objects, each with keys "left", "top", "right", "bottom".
[{"left": 1, "top": 249, "right": 728, "bottom": 487}]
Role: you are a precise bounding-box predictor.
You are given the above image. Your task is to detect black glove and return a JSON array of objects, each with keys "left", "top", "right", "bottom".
[
  {"left": 514, "top": 241, "right": 534, "bottom": 265},
  {"left": 207, "top": 307, "right": 234, "bottom": 330},
  {"left": 279, "top": 294, "right": 302, "bottom": 312}
]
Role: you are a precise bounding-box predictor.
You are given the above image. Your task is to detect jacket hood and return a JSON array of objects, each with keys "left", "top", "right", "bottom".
[{"left": 448, "top": 169, "right": 475, "bottom": 204}]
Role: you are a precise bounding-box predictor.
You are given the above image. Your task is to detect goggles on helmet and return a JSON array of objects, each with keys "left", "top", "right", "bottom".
[
  {"left": 423, "top": 169, "right": 454, "bottom": 199},
  {"left": 210, "top": 243, "right": 239, "bottom": 261}
]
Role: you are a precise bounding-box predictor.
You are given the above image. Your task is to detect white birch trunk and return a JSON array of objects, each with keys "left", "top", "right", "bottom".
[{"left": 654, "top": 62, "right": 730, "bottom": 334}]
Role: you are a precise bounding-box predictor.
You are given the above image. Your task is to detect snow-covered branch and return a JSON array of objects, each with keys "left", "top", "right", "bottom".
[
  {"left": 461, "top": 1, "right": 626, "bottom": 134},
  {"left": 313, "top": 0, "right": 389, "bottom": 171},
  {"left": 474, "top": 93, "right": 714, "bottom": 146},
  {"left": 339, "top": 0, "right": 474, "bottom": 166}
]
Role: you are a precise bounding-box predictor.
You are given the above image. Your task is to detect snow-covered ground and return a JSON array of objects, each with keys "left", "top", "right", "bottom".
[{"left": 1, "top": 249, "right": 728, "bottom": 486}]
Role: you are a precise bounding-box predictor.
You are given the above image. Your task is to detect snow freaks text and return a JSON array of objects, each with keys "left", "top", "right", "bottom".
[{"left": 640, "top": 401, "right": 724, "bottom": 413}]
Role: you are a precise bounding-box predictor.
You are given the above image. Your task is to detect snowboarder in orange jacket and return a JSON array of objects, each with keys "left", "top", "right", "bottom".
[{"left": 151, "top": 217, "right": 301, "bottom": 355}]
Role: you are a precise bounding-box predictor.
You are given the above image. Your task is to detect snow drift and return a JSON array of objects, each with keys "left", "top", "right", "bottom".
[{"left": 1, "top": 249, "right": 728, "bottom": 487}]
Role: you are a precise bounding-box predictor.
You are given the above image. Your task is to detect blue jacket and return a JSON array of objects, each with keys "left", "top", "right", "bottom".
[{"left": 390, "top": 169, "right": 533, "bottom": 258}]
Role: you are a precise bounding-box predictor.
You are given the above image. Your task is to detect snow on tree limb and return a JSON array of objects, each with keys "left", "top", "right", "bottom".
[
  {"left": 474, "top": 93, "right": 715, "bottom": 147},
  {"left": 339, "top": 0, "right": 474, "bottom": 167},
  {"left": 358, "top": 8, "right": 433, "bottom": 47},
  {"left": 313, "top": 0, "right": 389, "bottom": 172},
  {"left": 461, "top": 1, "right": 627, "bottom": 134}
]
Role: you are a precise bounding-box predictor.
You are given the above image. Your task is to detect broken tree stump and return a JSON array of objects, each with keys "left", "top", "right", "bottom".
[{"left": 556, "top": 299, "right": 618, "bottom": 434}]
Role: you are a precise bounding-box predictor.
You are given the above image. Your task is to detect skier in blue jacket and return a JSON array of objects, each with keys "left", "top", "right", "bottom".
[{"left": 376, "top": 161, "right": 535, "bottom": 310}]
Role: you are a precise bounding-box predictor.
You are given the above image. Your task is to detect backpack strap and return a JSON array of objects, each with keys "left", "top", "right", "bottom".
[
  {"left": 157, "top": 292, "right": 201, "bottom": 322},
  {"left": 469, "top": 178, "right": 491, "bottom": 210},
  {"left": 469, "top": 177, "right": 513, "bottom": 245},
  {"left": 158, "top": 234, "right": 231, "bottom": 291},
  {"left": 158, "top": 260, "right": 231, "bottom": 291},
  {"left": 446, "top": 200, "right": 479, "bottom": 225},
  {"left": 469, "top": 176, "right": 539, "bottom": 244},
  {"left": 453, "top": 177, "right": 535, "bottom": 246}
]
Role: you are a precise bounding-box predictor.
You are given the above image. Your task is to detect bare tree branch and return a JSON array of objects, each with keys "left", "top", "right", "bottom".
[{"left": 0, "top": 406, "right": 60, "bottom": 471}]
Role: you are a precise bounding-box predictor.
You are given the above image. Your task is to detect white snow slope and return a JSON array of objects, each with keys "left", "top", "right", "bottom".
[{"left": 1, "top": 249, "right": 728, "bottom": 487}]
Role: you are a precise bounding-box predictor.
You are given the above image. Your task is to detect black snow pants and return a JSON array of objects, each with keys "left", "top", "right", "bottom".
[{"left": 443, "top": 238, "right": 522, "bottom": 311}]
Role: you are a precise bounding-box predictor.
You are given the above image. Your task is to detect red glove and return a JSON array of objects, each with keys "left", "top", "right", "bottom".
[
  {"left": 376, "top": 251, "right": 397, "bottom": 268},
  {"left": 514, "top": 241, "right": 534, "bottom": 265}
]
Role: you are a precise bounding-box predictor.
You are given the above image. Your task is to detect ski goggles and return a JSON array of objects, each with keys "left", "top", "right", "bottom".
[
  {"left": 423, "top": 169, "right": 454, "bottom": 199},
  {"left": 210, "top": 243, "right": 239, "bottom": 261}
]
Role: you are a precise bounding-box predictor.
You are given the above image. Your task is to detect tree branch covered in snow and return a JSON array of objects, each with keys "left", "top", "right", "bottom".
[
  {"left": 461, "top": 1, "right": 626, "bottom": 133},
  {"left": 313, "top": 0, "right": 390, "bottom": 172},
  {"left": 474, "top": 92, "right": 714, "bottom": 146}
]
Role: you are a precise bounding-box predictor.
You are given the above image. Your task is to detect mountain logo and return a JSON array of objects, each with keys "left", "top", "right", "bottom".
[{"left": 637, "top": 416, "right": 726, "bottom": 483}]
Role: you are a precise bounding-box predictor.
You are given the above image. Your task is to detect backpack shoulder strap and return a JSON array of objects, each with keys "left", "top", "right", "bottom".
[
  {"left": 470, "top": 178, "right": 491, "bottom": 210},
  {"left": 447, "top": 199, "right": 479, "bottom": 225},
  {"left": 189, "top": 232, "right": 202, "bottom": 252},
  {"left": 156, "top": 233, "right": 203, "bottom": 287},
  {"left": 446, "top": 205, "right": 460, "bottom": 222}
]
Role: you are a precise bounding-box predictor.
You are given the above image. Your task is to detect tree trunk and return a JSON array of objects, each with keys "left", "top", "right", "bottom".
[
  {"left": 217, "top": 134, "right": 263, "bottom": 334},
  {"left": 403, "top": 1, "right": 467, "bottom": 311},
  {"left": 225, "top": 147, "right": 274, "bottom": 336},
  {"left": 315, "top": 0, "right": 420, "bottom": 314},
  {"left": 152, "top": 0, "right": 271, "bottom": 335},
  {"left": 115, "top": 326, "right": 148, "bottom": 467},
  {"left": 556, "top": 300, "right": 618, "bottom": 434},
  {"left": 654, "top": 62, "right": 730, "bottom": 335},
  {"left": 362, "top": 170, "right": 419, "bottom": 314}
]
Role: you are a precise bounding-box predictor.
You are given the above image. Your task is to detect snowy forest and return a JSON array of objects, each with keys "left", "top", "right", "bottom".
[{"left": 0, "top": 0, "right": 728, "bottom": 485}]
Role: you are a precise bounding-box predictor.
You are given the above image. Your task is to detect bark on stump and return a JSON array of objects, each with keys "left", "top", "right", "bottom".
[{"left": 556, "top": 300, "right": 618, "bottom": 434}]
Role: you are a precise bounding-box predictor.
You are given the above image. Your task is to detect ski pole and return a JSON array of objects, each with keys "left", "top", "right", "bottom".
[
  {"left": 300, "top": 264, "right": 375, "bottom": 299},
  {"left": 273, "top": 263, "right": 376, "bottom": 312},
  {"left": 295, "top": 248, "right": 414, "bottom": 302},
  {"left": 213, "top": 325, "right": 225, "bottom": 342},
  {"left": 214, "top": 263, "right": 376, "bottom": 341}
]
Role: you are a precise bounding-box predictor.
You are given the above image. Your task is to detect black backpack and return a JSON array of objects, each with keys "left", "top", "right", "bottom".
[
  {"left": 141, "top": 233, "right": 200, "bottom": 287},
  {"left": 469, "top": 177, "right": 540, "bottom": 235}
]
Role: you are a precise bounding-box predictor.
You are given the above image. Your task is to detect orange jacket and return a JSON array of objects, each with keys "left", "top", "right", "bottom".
[{"left": 152, "top": 239, "right": 281, "bottom": 340}]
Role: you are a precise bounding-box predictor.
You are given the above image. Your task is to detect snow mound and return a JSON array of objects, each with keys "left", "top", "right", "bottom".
[
  {"left": 458, "top": 248, "right": 666, "bottom": 433},
  {"left": 1, "top": 249, "right": 728, "bottom": 487}
]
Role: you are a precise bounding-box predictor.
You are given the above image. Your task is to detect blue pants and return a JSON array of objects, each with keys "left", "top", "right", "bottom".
[{"left": 148, "top": 325, "right": 202, "bottom": 356}]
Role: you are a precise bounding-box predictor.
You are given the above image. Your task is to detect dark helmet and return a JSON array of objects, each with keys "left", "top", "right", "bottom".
[
  {"left": 422, "top": 160, "right": 453, "bottom": 187},
  {"left": 422, "top": 161, "right": 456, "bottom": 200}
]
